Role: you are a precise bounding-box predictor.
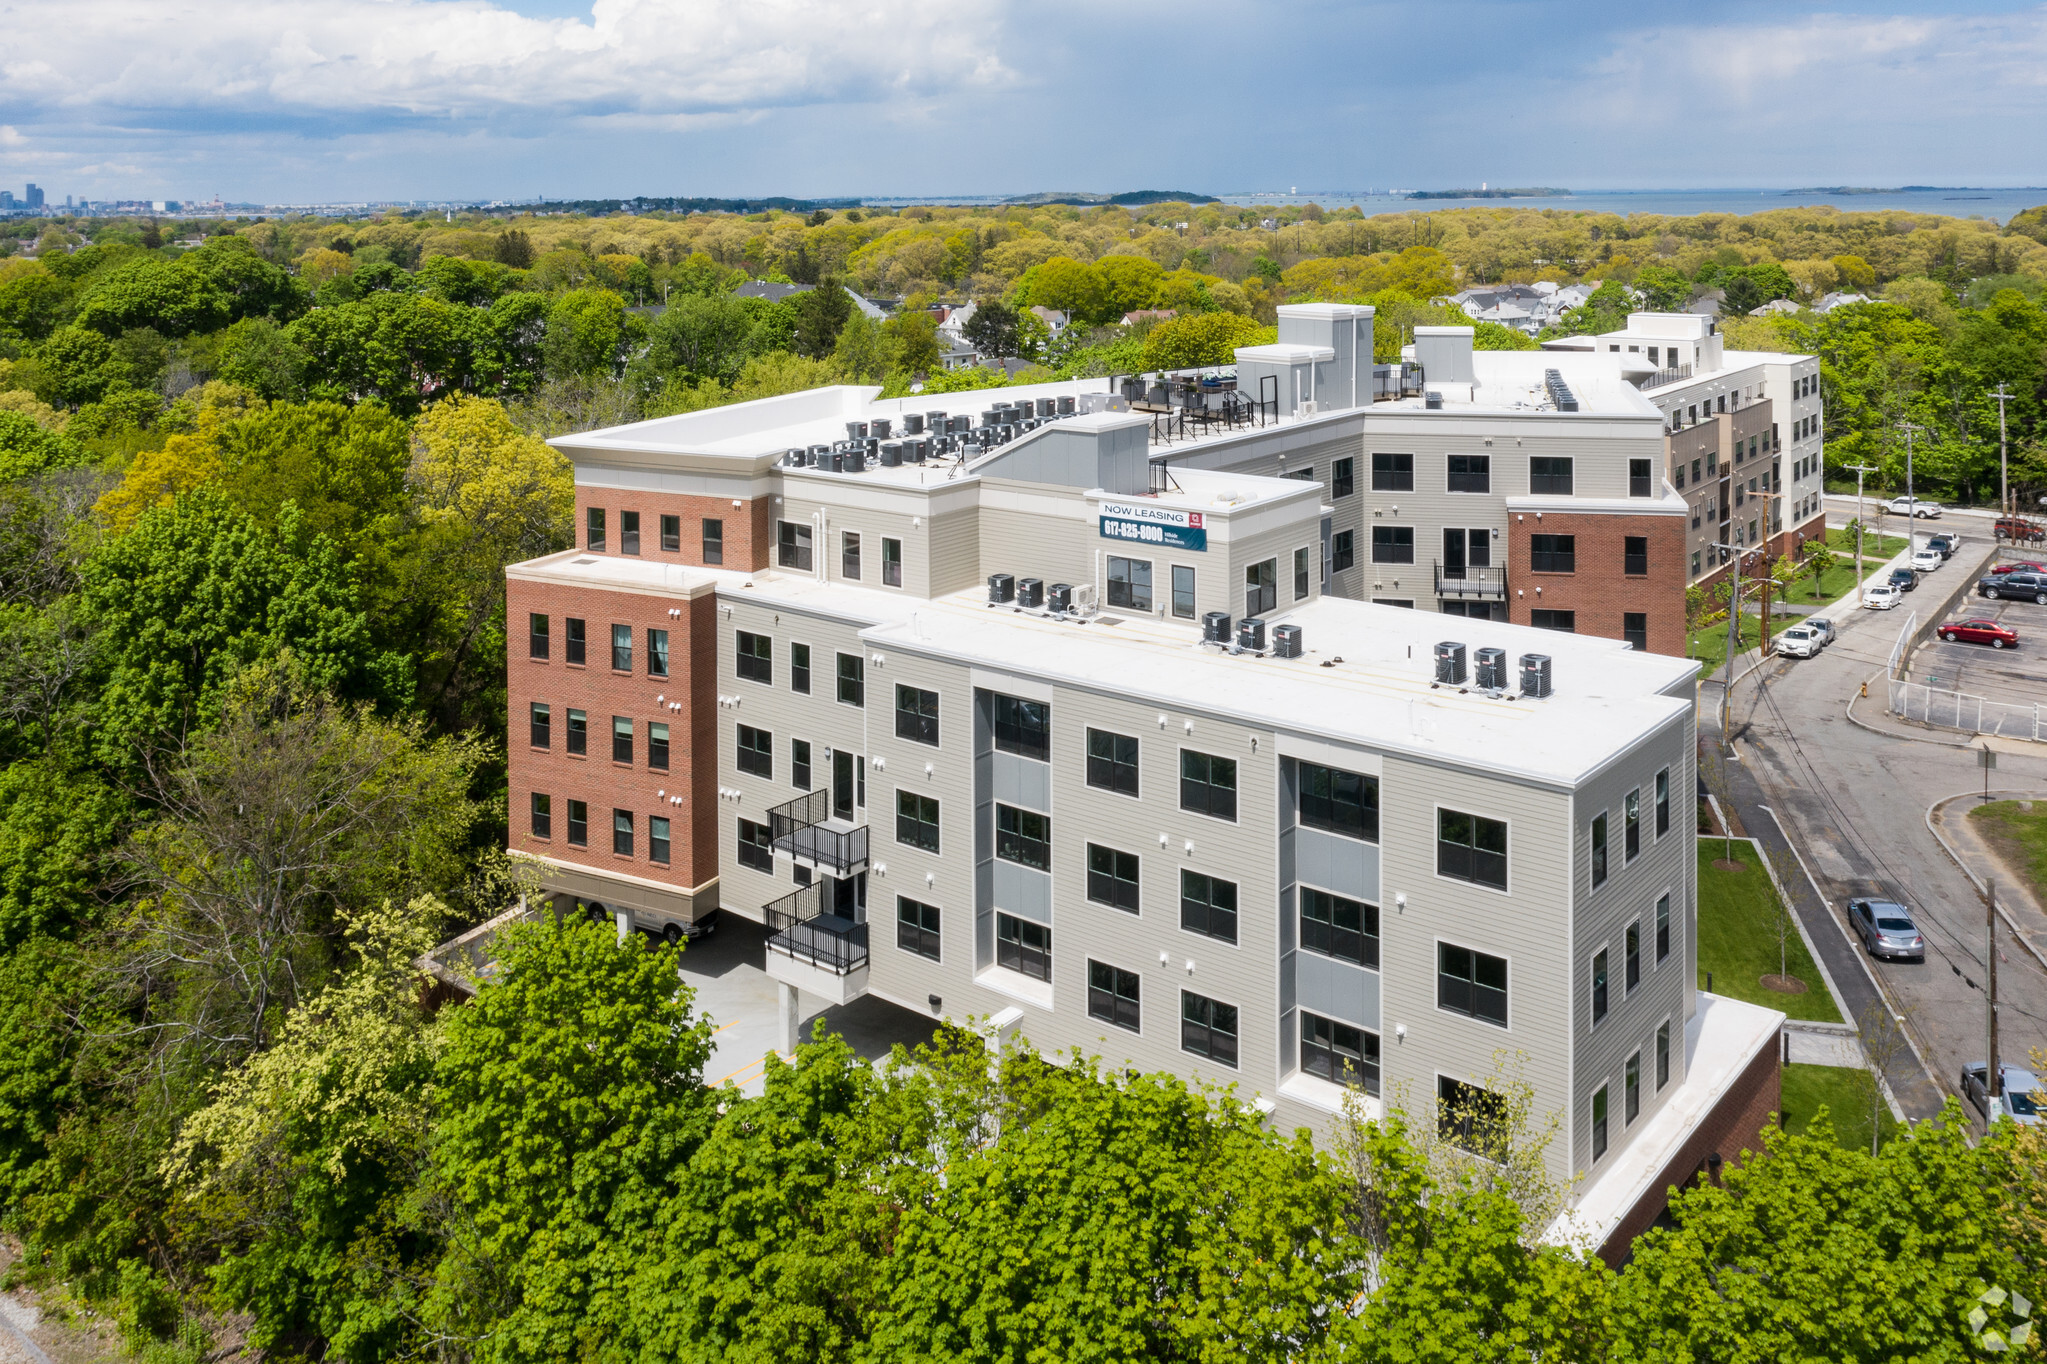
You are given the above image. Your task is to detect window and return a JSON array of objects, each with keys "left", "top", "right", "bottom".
[
  {"left": 1283, "top": 466, "right": 1314, "bottom": 482},
  {"left": 1299, "top": 761, "right": 1378, "bottom": 841},
  {"left": 896, "top": 791, "right": 939, "bottom": 852},
  {"left": 648, "top": 722, "right": 669, "bottom": 771},
  {"left": 841, "top": 531, "right": 861, "bottom": 580},
  {"left": 1625, "top": 789, "right": 1641, "bottom": 861},
  {"left": 530, "top": 792, "right": 551, "bottom": 839},
  {"left": 1181, "top": 991, "right": 1238, "bottom": 1067},
  {"left": 996, "top": 913, "right": 1050, "bottom": 980},
  {"left": 1448, "top": 454, "right": 1491, "bottom": 493},
  {"left": 1591, "top": 813, "right": 1609, "bottom": 887},
  {"left": 1624, "top": 535, "right": 1649, "bottom": 576},
  {"left": 882, "top": 537, "right": 902, "bottom": 587},
  {"left": 586, "top": 507, "right": 606, "bottom": 551},
  {"left": 1592, "top": 948, "right": 1609, "bottom": 1024},
  {"left": 1655, "top": 769, "right": 1670, "bottom": 836},
  {"left": 1675, "top": 464, "right": 1686, "bottom": 490},
  {"left": 620, "top": 510, "right": 641, "bottom": 555},
  {"left": 791, "top": 739, "right": 811, "bottom": 790},
  {"left": 837, "top": 653, "right": 864, "bottom": 707},
  {"left": 1180, "top": 750, "right": 1238, "bottom": 821},
  {"left": 1438, "top": 943, "right": 1508, "bottom": 1027},
  {"left": 1087, "top": 844, "right": 1140, "bottom": 912},
  {"left": 648, "top": 628, "right": 669, "bottom": 678},
  {"left": 1690, "top": 552, "right": 1701, "bottom": 576},
  {"left": 1294, "top": 547, "right": 1310, "bottom": 600},
  {"left": 898, "top": 897, "right": 941, "bottom": 960},
  {"left": 1529, "top": 533, "right": 1575, "bottom": 573},
  {"left": 1438, "top": 809, "right": 1507, "bottom": 890},
  {"left": 612, "top": 809, "right": 634, "bottom": 857},
  {"left": 1371, "top": 526, "right": 1414, "bottom": 564},
  {"left": 1088, "top": 961, "right": 1141, "bottom": 1032},
  {"left": 737, "top": 817, "right": 773, "bottom": 872},
  {"left": 1245, "top": 558, "right": 1276, "bottom": 616},
  {"left": 736, "top": 724, "right": 771, "bottom": 778},
  {"left": 1529, "top": 456, "right": 1573, "bottom": 495},
  {"left": 1531, "top": 609, "right": 1576, "bottom": 632},
  {"left": 1438, "top": 1075, "right": 1507, "bottom": 1152},
  {"left": 1086, "top": 728, "right": 1138, "bottom": 796},
  {"left": 568, "top": 799, "right": 589, "bottom": 847},
  {"left": 1331, "top": 530, "right": 1355, "bottom": 572},
  {"left": 529, "top": 612, "right": 549, "bottom": 660},
  {"left": 791, "top": 643, "right": 811, "bottom": 694},
  {"left": 995, "top": 804, "right": 1051, "bottom": 871},
  {"left": 1301, "top": 1012, "right": 1378, "bottom": 1093},
  {"left": 1656, "top": 893, "right": 1671, "bottom": 964},
  {"left": 611, "top": 624, "right": 632, "bottom": 672},
  {"left": 1630, "top": 458, "right": 1654, "bottom": 497},
  {"left": 1623, "top": 613, "right": 1648, "bottom": 652},
  {"left": 611, "top": 715, "right": 634, "bottom": 764},
  {"left": 529, "top": 702, "right": 550, "bottom": 749},
  {"left": 1626, "top": 921, "right": 1641, "bottom": 993},
  {"left": 777, "top": 521, "right": 812, "bottom": 570},
  {"left": 637, "top": 815, "right": 665, "bottom": 867},
  {"left": 565, "top": 617, "right": 586, "bottom": 665},
  {"left": 1107, "top": 556, "right": 1153, "bottom": 611},
  {"left": 1300, "top": 886, "right": 1378, "bottom": 968},
  {"left": 566, "top": 709, "right": 587, "bottom": 756},
  {"left": 1332, "top": 456, "right": 1355, "bottom": 497},
  {"left": 1371, "top": 452, "right": 1413, "bottom": 491},
  {"left": 736, "top": 631, "right": 771, "bottom": 684},
  {"left": 1656, "top": 1020, "right": 1671, "bottom": 1089},
  {"left": 698, "top": 517, "right": 721, "bottom": 563},
  {"left": 993, "top": 694, "right": 1050, "bottom": 761},
  {"left": 1180, "top": 870, "right": 1238, "bottom": 944},
  {"left": 660, "top": 514, "right": 681, "bottom": 553},
  {"left": 895, "top": 685, "right": 939, "bottom": 745},
  {"left": 1171, "top": 564, "right": 1197, "bottom": 618}
]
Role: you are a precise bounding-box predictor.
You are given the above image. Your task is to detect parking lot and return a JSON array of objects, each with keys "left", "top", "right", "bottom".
[{"left": 1912, "top": 549, "right": 2047, "bottom": 718}]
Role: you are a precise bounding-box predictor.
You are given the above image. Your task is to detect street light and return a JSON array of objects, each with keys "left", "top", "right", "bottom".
[
  {"left": 1990, "top": 383, "right": 2013, "bottom": 526},
  {"left": 1846, "top": 462, "right": 1880, "bottom": 588},
  {"left": 1896, "top": 421, "right": 1926, "bottom": 561},
  {"left": 1709, "top": 538, "right": 1756, "bottom": 748}
]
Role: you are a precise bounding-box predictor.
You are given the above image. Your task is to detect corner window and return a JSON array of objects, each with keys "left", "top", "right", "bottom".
[
  {"left": 790, "top": 643, "right": 811, "bottom": 694},
  {"left": 612, "top": 809, "right": 633, "bottom": 857},
  {"left": 1171, "top": 564, "right": 1196, "bottom": 618},
  {"left": 1591, "top": 812, "right": 1609, "bottom": 887},
  {"left": 1180, "top": 870, "right": 1238, "bottom": 944},
  {"left": 586, "top": 507, "right": 606, "bottom": 552},
  {"left": 1181, "top": 990, "right": 1238, "bottom": 1067},
  {"left": 648, "top": 721, "right": 669, "bottom": 772},
  {"left": 995, "top": 804, "right": 1050, "bottom": 871},
  {"left": 1592, "top": 948, "right": 1609, "bottom": 1025},
  {"left": 842, "top": 531, "right": 862, "bottom": 580},
  {"left": 897, "top": 896, "right": 941, "bottom": 960},
  {"left": 1332, "top": 456, "right": 1355, "bottom": 498},
  {"left": 882, "top": 537, "right": 902, "bottom": 587},
  {"left": 1447, "top": 454, "right": 1491, "bottom": 493},
  {"left": 736, "top": 631, "right": 771, "bottom": 684},
  {"left": 530, "top": 792, "right": 551, "bottom": 839},
  {"left": 1301, "top": 1012, "right": 1378, "bottom": 1093},
  {"left": 1087, "top": 844, "right": 1140, "bottom": 912},
  {"left": 778, "top": 520, "right": 813, "bottom": 571},
  {"left": 528, "top": 612, "right": 549, "bottom": 660},
  {"left": 1107, "top": 556, "right": 1153, "bottom": 612},
  {"left": 993, "top": 694, "right": 1050, "bottom": 761},
  {"left": 1529, "top": 456, "right": 1573, "bottom": 495},
  {"left": 1371, "top": 452, "right": 1413, "bottom": 491},
  {"left": 837, "top": 652, "right": 864, "bottom": 707},
  {"left": 620, "top": 510, "right": 641, "bottom": 555},
  {"left": 565, "top": 617, "right": 586, "bottom": 666},
  {"left": 895, "top": 685, "right": 939, "bottom": 746},
  {"left": 647, "top": 628, "right": 669, "bottom": 678},
  {"left": 566, "top": 709, "right": 587, "bottom": 756},
  {"left": 1655, "top": 769, "right": 1670, "bottom": 836},
  {"left": 700, "top": 517, "right": 721, "bottom": 563},
  {"left": 895, "top": 791, "right": 939, "bottom": 852},
  {"left": 610, "top": 624, "right": 632, "bottom": 672},
  {"left": 1179, "top": 750, "right": 1238, "bottom": 821},
  {"left": 1294, "top": 547, "right": 1310, "bottom": 601},
  {"left": 1656, "top": 1021, "right": 1671, "bottom": 1089},
  {"left": 996, "top": 913, "right": 1050, "bottom": 981},
  {"left": 1438, "top": 943, "right": 1508, "bottom": 1027},
  {"left": 1299, "top": 886, "right": 1377, "bottom": 968},
  {"left": 1372, "top": 526, "right": 1415, "bottom": 564},
  {"left": 529, "top": 702, "right": 550, "bottom": 749},
  {"left": 1331, "top": 530, "right": 1355, "bottom": 572},
  {"left": 1085, "top": 728, "right": 1138, "bottom": 796},
  {"left": 568, "top": 799, "right": 588, "bottom": 847},
  {"left": 1438, "top": 1076, "right": 1506, "bottom": 1153},
  {"left": 1088, "top": 961, "right": 1141, "bottom": 1032},
  {"left": 661, "top": 513, "right": 682, "bottom": 553},
  {"left": 1529, "top": 533, "right": 1575, "bottom": 574},
  {"left": 612, "top": 716, "right": 634, "bottom": 765},
  {"left": 1438, "top": 809, "right": 1507, "bottom": 891},
  {"left": 1298, "top": 761, "right": 1378, "bottom": 841}
]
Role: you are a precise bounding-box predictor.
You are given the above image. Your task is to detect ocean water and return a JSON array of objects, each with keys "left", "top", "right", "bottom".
[{"left": 1212, "top": 188, "right": 2046, "bottom": 223}]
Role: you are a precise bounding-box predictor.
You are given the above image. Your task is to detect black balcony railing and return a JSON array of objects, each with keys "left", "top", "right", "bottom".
[
  {"left": 764, "top": 882, "right": 870, "bottom": 975},
  {"left": 1434, "top": 562, "right": 1509, "bottom": 599},
  {"left": 767, "top": 790, "right": 869, "bottom": 873}
]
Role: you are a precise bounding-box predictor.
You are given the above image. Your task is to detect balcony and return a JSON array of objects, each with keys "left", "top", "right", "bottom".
[
  {"left": 763, "top": 881, "right": 870, "bottom": 1005},
  {"left": 768, "top": 790, "right": 869, "bottom": 874},
  {"left": 1434, "top": 562, "right": 1509, "bottom": 600}
]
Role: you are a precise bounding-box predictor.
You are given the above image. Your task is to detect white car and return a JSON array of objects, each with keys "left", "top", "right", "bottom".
[
  {"left": 1961, "top": 1063, "right": 2043, "bottom": 1128},
  {"left": 1887, "top": 496, "right": 1944, "bottom": 518},
  {"left": 1911, "top": 547, "right": 1944, "bottom": 572},
  {"left": 1863, "top": 583, "right": 1903, "bottom": 610},
  {"left": 1774, "top": 625, "right": 1823, "bottom": 658},
  {"left": 1806, "top": 616, "right": 1838, "bottom": 645}
]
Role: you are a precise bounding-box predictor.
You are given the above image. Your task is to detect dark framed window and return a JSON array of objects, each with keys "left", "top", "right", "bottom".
[
  {"left": 1656, "top": 1021, "right": 1671, "bottom": 1089},
  {"left": 895, "top": 685, "right": 939, "bottom": 746},
  {"left": 996, "top": 913, "right": 1049, "bottom": 980},
  {"left": 1331, "top": 530, "right": 1355, "bottom": 572},
  {"left": 1529, "top": 456, "right": 1573, "bottom": 495},
  {"left": 1301, "top": 1012, "right": 1378, "bottom": 1093},
  {"left": 1294, "top": 547, "right": 1310, "bottom": 600},
  {"left": 737, "top": 817, "right": 772, "bottom": 872},
  {"left": 791, "top": 643, "right": 811, "bottom": 694},
  {"left": 1438, "top": 809, "right": 1507, "bottom": 890},
  {"left": 529, "top": 702, "right": 550, "bottom": 749},
  {"left": 1372, "top": 526, "right": 1415, "bottom": 564},
  {"left": 1591, "top": 812, "right": 1608, "bottom": 887},
  {"left": 736, "top": 724, "right": 771, "bottom": 778},
  {"left": 993, "top": 694, "right": 1050, "bottom": 761},
  {"left": 649, "top": 721, "right": 669, "bottom": 771},
  {"left": 661, "top": 514, "right": 682, "bottom": 553},
  {"left": 791, "top": 738, "right": 811, "bottom": 790},
  {"left": 1171, "top": 564, "right": 1196, "bottom": 618},
  {"left": 1087, "top": 844, "right": 1140, "bottom": 912},
  {"left": 882, "top": 537, "right": 902, "bottom": 587},
  {"left": 1656, "top": 893, "right": 1671, "bottom": 963},
  {"left": 1371, "top": 452, "right": 1414, "bottom": 491},
  {"left": 898, "top": 897, "right": 941, "bottom": 960},
  {"left": 529, "top": 612, "right": 549, "bottom": 660},
  {"left": 1630, "top": 458, "right": 1654, "bottom": 497},
  {"left": 1332, "top": 456, "right": 1355, "bottom": 497},
  {"left": 896, "top": 791, "right": 939, "bottom": 852},
  {"left": 1623, "top": 613, "right": 1648, "bottom": 652},
  {"left": 1531, "top": 609, "right": 1576, "bottom": 632},
  {"left": 1438, "top": 1075, "right": 1507, "bottom": 1152},
  {"left": 567, "top": 799, "right": 588, "bottom": 847},
  {"left": 736, "top": 631, "right": 771, "bottom": 684},
  {"left": 1655, "top": 769, "right": 1670, "bottom": 836},
  {"left": 1626, "top": 921, "right": 1641, "bottom": 993},
  {"left": 1245, "top": 558, "right": 1276, "bottom": 617},
  {"left": 1625, "top": 789, "right": 1641, "bottom": 860},
  {"left": 1283, "top": 466, "right": 1314, "bottom": 482},
  {"left": 1180, "top": 870, "right": 1238, "bottom": 944},
  {"left": 565, "top": 617, "right": 586, "bottom": 665},
  {"left": 612, "top": 716, "right": 634, "bottom": 764},
  {"left": 1088, "top": 961, "right": 1141, "bottom": 1032},
  {"left": 566, "top": 708, "right": 588, "bottom": 756},
  {"left": 648, "top": 628, "right": 669, "bottom": 678},
  {"left": 1529, "top": 533, "right": 1575, "bottom": 573},
  {"left": 1300, "top": 886, "right": 1377, "bottom": 968},
  {"left": 1108, "top": 556, "right": 1153, "bottom": 611},
  {"left": 1592, "top": 948, "right": 1609, "bottom": 1025},
  {"left": 700, "top": 517, "right": 721, "bottom": 562},
  {"left": 1447, "top": 454, "right": 1491, "bottom": 493},
  {"left": 1626, "top": 1052, "right": 1641, "bottom": 1122},
  {"left": 1181, "top": 991, "right": 1238, "bottom": 1068},
  {"left": 995, "top": 804, "right": 1050, "bottom": 871},
  {"left": 837, "top": 653, "right": 864, "bottom": 707},
  {"left": 530, "top": 792, "right": 551, "bottom": 839},
  {"left": 842, "top": 531, "right": 862, "bottom": 580},
  {"left": 1624, "top": 535, "right": 1649, "bottom": 576},
  {"left": 1438, "top": 943, "right": 1509, "bottom": 1027},
  {"left": 586, "top": 507, "right": 606, "bottom": 551},
  {"left": 1299, "top": 761, "right": 1378, "bottom": 841},
  {"left": 1180, "top": 750, "right": 1237, "bottom": 821},
  {"left": 611, "top": 624, "right": 632, "bottom": 671},
  {"left": 1085, "top": 728, "right": 1138, "bottom": 796},
  {"left": 620, "top": 510, "right": 641, "bottom": 555},
  {"left": 778, "top": 521, "right": 812, "bottom": 570},
  {"left": 612, "top": 809, "right": 634, "bottom": 857},
  {"left": 1592, "top": 1085, "right": 1609, "bottom": 1161}
]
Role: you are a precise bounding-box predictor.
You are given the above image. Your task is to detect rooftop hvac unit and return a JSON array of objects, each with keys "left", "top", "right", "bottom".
[
  {"left": 1048, "top": 583, "right": 1073, "bottom": 614},
  {"left": 1434, "top": 641, "right": 1468, "bottom": 685},
  {"left": 1425, "top": 390, "right": 1444, "bottom": 410},
  {"left": 988, "top": 573, "right": 1015, "bottom": 605},
  {"left": 808, "top": 444, "right": 829, "bottom": 464},
  {"left": 842, "top": 452, "right": 865, "bottom": 475},
  {"left": 870, "top": 417, "right": 891, "bottom": 439},
  {"left": 847, "top": 421, "right": 869, "bottom": 440},
  {"left": 823, "top": 451, "right": 844, "bottom": 474},
  {"left": 879, "top": 441, "right": 902, "bottom": 467},
  {"left": 1072, "top": 583, "right": 1098, "bottom": 615},
  {"left": 1543, "top": 369, "right": 1579, "bottom": 412},
  {"left": 1018, "top": 577, "right": 1045, "bottom": 610},
  {"left": 902, "top": 413, "right": 925, "bottom": 435},
  {"left": 1037, "top": 397, "right": 1057, "bottom": 418},
  {"left": 785, "top": 448, "right": 805, "bottom": 467},
  {"left": 1202, "top": 611, "right": 1233, "bottom": 644},
  {"left": 1237, "top": 618, "right": 1267, "bottom": 652},
  {"left": 1273, "top": 623, "right": 1303, "bottom": 658},
  {"left": 926, "top": 410, "right": 948, "bottom": 431},
  {"left": 1475, "top": 646, "right": 1507, "bottom": 690},
  {"left": 905, "top": 438, "right": 927, "bottom": 464},
  {"left": 1057, "top": 396, "right": 1076, "bottom": 415},
  {"left": 1520, "top": 653, "right": 1554, "bottom": 698},
  {"left": 951, "top": 414, "right": 972, "bottom": 434},
  {"left": 981, "top": 409, "right": 999, "bottom": 428}
]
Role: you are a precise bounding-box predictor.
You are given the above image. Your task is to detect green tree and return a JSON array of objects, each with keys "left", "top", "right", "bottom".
[
  {"left": 0, "top": 269, "right": 74, "bottom": 345},
  {"left": 0, "top": 755, "right": 125, "bottom": 945},
  {"left": 211, "top": 316, "right": 311, "bottom": 400},
  {"left": 1633, "top": 264, "right": 1694, "bottom": 312},
  {"left": 963, "top": 300, "right": 1022, "bottom": 359},
  {"left": 1142, "top": 310, "right": 1268, "bottom": 369},
  {"left": 636, "top": 290, "right": 779, "bottom": 387},
  {"left": 541, "top": 287, "right": 640, "bottom": 380},
  {"left": 0, "top": 410, "right": 87, "bottom": 482},
  {"left": 791, "top": 279, "right": 855, "bottom": 358},
  {"left": 287, "top": 291, "right": 488, "bottom": 416},
  {"left": 881, "top": 309, "right": 942, "bottom": 376},
  {"left": 28, "top": 326, "right": 129, "bottom": 407}
]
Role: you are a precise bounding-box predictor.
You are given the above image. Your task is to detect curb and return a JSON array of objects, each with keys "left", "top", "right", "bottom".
[
  {"left": 1922, "top": 790, "right": 2047, "bottom": 976},
  {"left": 1726, "top": 821, "right": 1853, "bottom": 1026}
]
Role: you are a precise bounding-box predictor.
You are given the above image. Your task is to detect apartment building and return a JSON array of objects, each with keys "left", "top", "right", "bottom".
[{"left": 504, "top": 359, "right": 1783, "bottom": 1258}]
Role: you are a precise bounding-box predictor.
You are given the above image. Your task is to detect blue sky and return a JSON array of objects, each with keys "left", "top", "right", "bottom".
[{"left": 3, "top": 0, "right": 2047, "bottom": 204}]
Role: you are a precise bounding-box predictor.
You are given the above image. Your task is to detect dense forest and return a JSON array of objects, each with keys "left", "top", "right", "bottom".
[{"left": 0, "top": 202, "right": 2040, "bottom": 1361}]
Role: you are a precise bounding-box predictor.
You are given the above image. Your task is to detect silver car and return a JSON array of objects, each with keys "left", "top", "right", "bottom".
[
  {"left": 1961, "top": 1063, "right": 2044, "bottom": 1127},
  {"left": 1848, "top": 898, "right": 1925, "bottom": 961},
  {"left": 1806, "top": 616, "right": 1838, "bottom": 646}
]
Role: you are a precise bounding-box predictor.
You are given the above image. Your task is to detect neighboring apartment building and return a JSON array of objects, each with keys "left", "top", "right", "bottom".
[{"left": 503, "top": 359, "right": 1784, "bottom": 1260}]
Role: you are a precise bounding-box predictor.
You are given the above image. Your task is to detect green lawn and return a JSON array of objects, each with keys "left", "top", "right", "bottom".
[
  {"left": 1696, "top": 841, "right": 1843, "bottom": 1022},
  {"left": 1967, "top": 800, "right": 2047, "bottom": 910},
  {"left": 1781, "top": 1062, "right": 1900, "bottom": 1153}
]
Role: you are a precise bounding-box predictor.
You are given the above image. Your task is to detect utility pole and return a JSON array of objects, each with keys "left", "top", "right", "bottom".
[
  {"left": 1712, "top": 540, "right": 1743, "bottom": 748},
  {"left": 1989, "top": 877, "right": 2002, "bottom": 1105},
  {"left": 1847, "top": 462, "right": 1880, "bottom": 588},
  {"left": 1897, "top": 422, "right": 1926, "bottom": 563},
  {"left": 1990, "top": 383, "right": 2013, "bottom": 526}
]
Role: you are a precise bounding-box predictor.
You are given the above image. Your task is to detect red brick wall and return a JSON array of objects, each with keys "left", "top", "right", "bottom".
[
  {"left": 506, "top": 576, "right": 718, "bottom": 890},
  {"left": 1507, "top": 510, "right": 1689, "bottom": 656},
  {"left": 574, "top": 488, "right": 775, "bottom": 573},
  {"left": 1598, "top": 1024, "right": 1783, "bottom": 1266}
]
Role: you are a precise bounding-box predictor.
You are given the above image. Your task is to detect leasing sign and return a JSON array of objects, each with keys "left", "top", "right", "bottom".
[{"left": 1098, "top": 500, "right": 1208, "bottom": 552}]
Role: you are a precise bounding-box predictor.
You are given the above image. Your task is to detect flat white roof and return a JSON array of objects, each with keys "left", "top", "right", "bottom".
[{"left": 1379, "top": 349, "right": 1663, "bottom": 421}]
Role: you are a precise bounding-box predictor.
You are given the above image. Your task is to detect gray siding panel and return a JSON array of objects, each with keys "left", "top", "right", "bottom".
[
  {"left": 1295, "top": 951, "right": 1381, "bottom": 1030},
  {"left": 992, "top": 860, "right": 1052, "bottom": 924},
  {"left": 1295, "top": 826, "right": 1381, "bottom": 902},
  {"left": 992, "top": 751, "right": 1051, "bottom": 811}
]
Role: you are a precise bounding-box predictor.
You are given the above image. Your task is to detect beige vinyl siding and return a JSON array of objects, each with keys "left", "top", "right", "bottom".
[{"left": 925, "top": 505, "right": 982, "bottom": 598}]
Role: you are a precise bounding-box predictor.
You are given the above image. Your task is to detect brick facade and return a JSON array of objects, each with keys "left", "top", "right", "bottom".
[
  {"left": 1507, "top": 509, "right": 1689, "bottom": 657},
  {"left": 574, "top": 488, "right": 776, "bottom": 573}
]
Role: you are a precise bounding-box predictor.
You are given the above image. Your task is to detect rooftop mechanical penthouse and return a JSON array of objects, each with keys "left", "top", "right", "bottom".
[{"left": 504, "top": 325, "right": 1785, "bottom": 1259}]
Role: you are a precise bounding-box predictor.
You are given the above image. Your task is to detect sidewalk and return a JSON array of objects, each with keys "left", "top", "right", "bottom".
[
  {"left": 1927, "top": 791, "right": 2047, "bottom": 972},
  {"left": 1699, "top": 537, "right": 1912, "bottom": 686}
]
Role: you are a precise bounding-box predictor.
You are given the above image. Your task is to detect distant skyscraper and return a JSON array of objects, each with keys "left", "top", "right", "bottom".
[
  {"left": 23, "top": 184, "right": 44, "bottom": 209},
  {"left": 0, "top": 191, "right": 13, "bottom": 211}
]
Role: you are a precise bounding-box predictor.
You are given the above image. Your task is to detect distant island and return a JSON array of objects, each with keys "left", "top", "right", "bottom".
[
  {"left": 1002, "top": 190, "right": 1219, "bottom": 207},
  {"left": 1780, "top": 185, "right": 2033, "bottom": 196},
  {"left": 1405, "top": 187, "right": 1571, "bottom": 200}
]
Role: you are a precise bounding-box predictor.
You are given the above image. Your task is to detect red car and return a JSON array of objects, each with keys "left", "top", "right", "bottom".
[
  {"left": 1996, "top": 517, "right": 2046, "bottom": 543},
  {"left": 1939, "top": 618, "right": 2019, "bottom": 648},
  {"left": 1992, "top": 560, "right": 2047, "bottom": 575}
]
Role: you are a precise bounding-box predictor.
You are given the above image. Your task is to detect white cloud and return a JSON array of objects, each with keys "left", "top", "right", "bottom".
[{"left": 0, "top": 126, "right": 24, "bottom": 146}]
